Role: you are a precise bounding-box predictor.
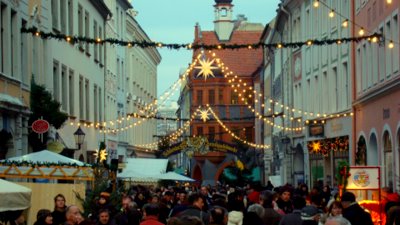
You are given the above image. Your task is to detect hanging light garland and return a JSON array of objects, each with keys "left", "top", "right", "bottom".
[{"left": 21, "top": 27, "right": 382, "bottom": 50}]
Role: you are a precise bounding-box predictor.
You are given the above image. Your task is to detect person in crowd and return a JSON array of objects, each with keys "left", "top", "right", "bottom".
[
  {"left": 243, "top": 204, "right": 263, "bottom": 225},
  {"left": 260, "top": 190, "right": 281, "bottom": 225},
  {"left": 386, "top": 205, "right": 400, "bottom": 225},
  {"left": 294, "top": 183, "right": 309, "bottom": 200},
  {"left": 166, "top": 217, "right": 182, "bottom": 225},
  {"left": 226, "top": 192, "right": 244, "bottom": 225},
  {"left": 301, "top": 205, "right": 321, "bottom": 225},
  {"left": 276, "top": 186, "right": 293, "bottom": 214},
  {"left": 321, "top": 186, "right": 331, "bottom": 208},
  {"left": 209, "top": 206, "right": 227, "bottom": 225},
  {"left": 140, "top": 203, "right": 164, "bottom": 225},
  {"left": 64, "top": 205, "right": 80, "bottom": 225},
  {"left": 178, "top": 193, "right": 210, "bottom": 225},
  {"left": 150, "top": 194, "right": 160, "bottom": 204},
  {"left": 169, "top": 191, "right": 189, "bottom": 218},
  {"left": 178, "top": 216, "right": 203, "bottom": 225},
  {"left": 34, "top": 209, "right": 53, "bottom": 225},
  {"left": 319, "top": 201, "right": 350, "bottom": 225},
  {"left": 159, "top": 191, "right": 174, "bottom": 224},
  {"left": 200, "top": 186, "right": 213, "bottom": 209},
  {"left": 3, "top": 210, "right": 25, "bottom": 225},
  {"left": 324, "top": 217, "right": 351, "bottom": 225},
  {"left": 96, "top": 209, "right": 115, "bottom": 225},
  {"left": 341, "top": 191, "right": 373, "bottom": 225},
  {"left": 115, "top": 195, "right": 142, "bottom": 225},
  {"left": 246, "top": 183, "right": 261, "bottom": 206},
  {"left": 92, "top": 192, "right": 114, "bottom": 220},
  {"left": 279, "top": 195, "right": 306, "bottom": 225},
  {"left": 52, "top": 194, "right": 67, "bottom": 225}
]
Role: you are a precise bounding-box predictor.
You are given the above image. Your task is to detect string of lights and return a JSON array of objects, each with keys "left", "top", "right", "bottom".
[
  {"left": 21, "top": 27, "right": 382, "bottom": 50},
  {"left": 312, "top": 0, "right": 397, "bottom": 48}
]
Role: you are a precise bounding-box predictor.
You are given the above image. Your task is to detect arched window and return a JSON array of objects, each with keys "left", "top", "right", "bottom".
[
  {"left": 220, "top": 8, "right": 227, "bottom": 17},
  {"left": 356, "top": 136, "right": 367, "bottom": 165},
  {"left": 383, "top": 131, "right": 393, "bottom": 188}
]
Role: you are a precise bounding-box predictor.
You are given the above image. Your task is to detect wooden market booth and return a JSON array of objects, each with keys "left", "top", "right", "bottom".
[{"left": 0, "top": 150, "right": 93, "bottom": 224}]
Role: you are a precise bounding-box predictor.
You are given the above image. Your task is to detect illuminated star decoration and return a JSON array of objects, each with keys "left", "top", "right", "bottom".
[
  {"left": 195, "top": 58, "right": 218, "bottom": 80},
  {"left": 94, "top": 149, "right": 108, "bottom": 163},
  {"left": 199, "top": 109, "right": 211, "bottom": 122}
]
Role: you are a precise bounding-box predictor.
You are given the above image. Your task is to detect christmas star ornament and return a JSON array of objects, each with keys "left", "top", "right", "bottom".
[
  {"left": 94, "top": 149, "right": 108, "bottom": 163},
  {"left": 199, "top": 109, "right": 211, "bottom": 122},
  {"left": 195, "top": 58, "right": 218, "bottom": 80}
]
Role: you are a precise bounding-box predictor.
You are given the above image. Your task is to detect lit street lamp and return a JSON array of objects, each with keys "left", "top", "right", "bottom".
[{"left": 73, "top": 126, "right": 85, "bottom": 150}]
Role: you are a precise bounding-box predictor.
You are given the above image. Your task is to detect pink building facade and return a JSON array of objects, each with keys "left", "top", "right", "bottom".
[{"left": 353, "top": 0, "right": 400, "bottom": 191}]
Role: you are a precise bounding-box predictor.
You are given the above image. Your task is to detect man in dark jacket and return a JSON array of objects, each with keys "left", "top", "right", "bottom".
[
  {"left": 341, "top": 192, "right": 374, "bottom": 225},
  {"left": 178, "top": 193, "right": 210, "bottom": 225},
  {"left": 52, "top": 194, "right": 67, "bottom": 225},
  {"left": 279, "top": 196, "right": 306, "bottom": 225}
]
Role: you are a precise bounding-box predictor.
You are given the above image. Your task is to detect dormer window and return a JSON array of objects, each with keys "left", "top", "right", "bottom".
[{"left": 221, "top": 8, "right": 227, "bottom": 17}]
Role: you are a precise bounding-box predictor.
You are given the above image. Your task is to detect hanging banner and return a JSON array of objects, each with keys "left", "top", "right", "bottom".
[{"left": 347, "top": 166, "right": 380, "bottom": 190}]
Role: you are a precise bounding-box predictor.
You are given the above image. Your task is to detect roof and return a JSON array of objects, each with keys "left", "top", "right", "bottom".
[
  {"left": 194, "top": 30, "right": 263, "bottom": 76},
  {"left": 0, "top": 179, "right": 31, "bottom": 212},
  {"left": 2, "top": 150, "right": 88, "bottom": 166}
]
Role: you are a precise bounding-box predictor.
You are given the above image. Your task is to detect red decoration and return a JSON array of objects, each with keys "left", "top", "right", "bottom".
[{"left": 31, "top": 119, "right": 50, "bottom": 134}]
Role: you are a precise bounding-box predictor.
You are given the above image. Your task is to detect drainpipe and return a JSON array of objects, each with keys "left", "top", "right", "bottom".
[{"left": 350, "top": 0, "right": 356, "bottom": 166}]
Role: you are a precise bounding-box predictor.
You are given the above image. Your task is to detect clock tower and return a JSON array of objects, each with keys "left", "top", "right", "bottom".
[{"left": 214, "top": 0, "right": 234, "bottom": 41}]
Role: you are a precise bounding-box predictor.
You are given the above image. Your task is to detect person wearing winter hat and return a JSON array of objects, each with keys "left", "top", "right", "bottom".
[
  {"left": 301, "top": 205, "right": 321, "bottom": 225},
  {"left": 260, "top": 190, "right": 281, "bottom": 225},
  {"left": 34, "top": 209, "right": 53, "bottom": 225}
]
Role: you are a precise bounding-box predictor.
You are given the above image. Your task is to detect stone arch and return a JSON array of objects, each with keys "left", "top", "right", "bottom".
[
  {"left": 192, "top": 164, "right": 202, "bottom": 183},
  {"left": 382, "top": 129, "right": 393, "bottom": 188},
  {"left": 214, "top": 161, "right": 235, "bottom": 182},
  {"left": 356, "top": 135, "right": 367, "bottom": 165},
  {"left": 293, "top": 143, "right": 305, "bottom": 184},
  {"left": 368, "top": 131, "right": 379, "bottom": 165},
  {"left": 79, "top": 154, "right": 85, "bottom": 162}
]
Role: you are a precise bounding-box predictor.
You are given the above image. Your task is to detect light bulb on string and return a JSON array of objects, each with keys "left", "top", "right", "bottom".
[
  {"left": 329, "top": 10, "right": 335, "bottom": 18},
  {"left": 342, "top": 19, "right": 349, "bottom": 28},
  {"left": 388, "top": 40, "right": 394, "bottom": 49},
  {"left": 313, "top": 0, "right": 319, "bottom": 8},
  {"left": 359, "top": 27, "right": 365, "bottom": 36}
]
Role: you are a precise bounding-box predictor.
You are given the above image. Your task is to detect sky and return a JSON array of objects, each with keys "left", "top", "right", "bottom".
[{"left": 132, "top": 0, "right": 281, "bottom": 101}]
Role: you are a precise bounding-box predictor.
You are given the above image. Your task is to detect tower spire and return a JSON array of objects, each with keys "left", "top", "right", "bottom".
[{"left": 214, "top": 0, "right": 234, "bottom": 41}]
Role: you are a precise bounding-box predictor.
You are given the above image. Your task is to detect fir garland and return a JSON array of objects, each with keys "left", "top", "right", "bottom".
[
  {"left": 21, "top": 27, "right": 382, "bottom": 50},
  {"left": 336, "top": 161, "right": 351, "bottom": 194},
  {"left": 0, "top": 160, "right": 94, "bottom": 168}
]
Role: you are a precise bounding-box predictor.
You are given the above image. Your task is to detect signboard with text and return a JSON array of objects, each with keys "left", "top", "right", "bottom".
[{"left": 347, "top": 166, "right": 380, "bottom": 190}]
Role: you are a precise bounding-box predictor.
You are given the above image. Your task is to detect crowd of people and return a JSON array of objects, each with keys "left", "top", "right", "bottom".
[{"left": 23, "top": 183, "right": 400, "bottom": 225}]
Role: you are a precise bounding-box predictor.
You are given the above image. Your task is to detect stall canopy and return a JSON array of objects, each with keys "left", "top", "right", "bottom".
[
  {"left": 0, "top": 150, "right": 93, "bottom": 180},
  {"left": 118, "top": 158, "right": 194, "bottom": 182},
  {"left": 0, "top": 179, "right": 31, "bottom": 212}
]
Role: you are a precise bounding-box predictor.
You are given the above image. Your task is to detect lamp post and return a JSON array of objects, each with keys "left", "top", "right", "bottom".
[{"left": 73, "top": 126, "right": 86, "bottom": 150}]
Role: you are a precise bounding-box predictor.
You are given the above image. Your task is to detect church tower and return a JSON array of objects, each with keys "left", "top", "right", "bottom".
[{"left": 214, "top": 0, "right": 234, "bottom": 41}]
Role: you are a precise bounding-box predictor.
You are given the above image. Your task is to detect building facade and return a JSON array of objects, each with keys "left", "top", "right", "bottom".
[
  {"left": 353, "top": 0, "right": 399, "bottom": 191},
  {"left": 0, "top": 0, "right": 159, "bottom": 163},
  {"left": 184, "top": 0, "right": 264, "bottom": 185},
  {"left": 263, "top": 0, "right": 353, "bottom": 187}
]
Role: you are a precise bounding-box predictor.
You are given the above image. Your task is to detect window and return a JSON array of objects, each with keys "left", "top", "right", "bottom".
[
  {"left": 208, "top": 126, "right": 215, "bottom": 141},
  {"left": 221, "top": 8, "right": 227, "bottom": 17},
  {"left": 85, "top": 11, "right": 90, "bottom": 53},
  {"left": 68, "top": 0, "right": 73, "bottom": 34},
  {"left": 52, "top": 0, "right": 59, "bottom": 30},
  {"left": 53, "top": 61, "right": 60, "bottom": 101},
  {"left": 196, "top": 127, "right": 203, "bottom": 136},
  {"left": 333, "top": 67, "right": 338, "bottom": 112},
  {"left": 79, "top": 76, "right": 84, "bottom": 119},
  {"left": 69, "top": 70, "right": 74, "bottom": 115},
  {"left": 21, "top": 20, "right": 28, "bottom": 84},
  {"left": 99, "top": 88, "right": 102, "bottom": 121},
  {"left": 61, "top": 65, "right": 68, "bottom": 111},
  {"left": 99, "top": 27, "right": 103, "bottom": 64},
  {"left": 85, "top": 79, "right": 90, "bottom": 120},
  {"left": 78, "top": 4, "right": 83, "bottom": 49},
  {"left": 219, "top": 88, "right": 224, "bottom": 104},
  {"left": 378, "top": 26, "right": 385, "bottom": 81},
  {"left": 323, "top": 71, "right": 328, "bottom": 112},
  {"left": 245, "top": 128, "right": 252, "bottom": 142},
  {"left": 231, "top": 90, "right": 239, "bottom": 104},
  {"left": 196, "top": 90, "right": 203, "bottom": 105},
  {"left": 60, "top": 0, "right": 66, "bottom": 33},
  {"left": 393, "top": 14, "right": 399, "bottom": 73},
  {"left": 94, "top": 85, "right": 98, "bottom": 122},
  {"left": 385, "top": 20, "right": 391, "bottom": 77},
  {"left": 11, "top": 10, "right": 17, "bottom": 78},
  {"left": 93, "top": 20, "right": 98, "bottom": 61},
  {"left": 208, "top": 89, "right": 215, "bottom": 105},
  {"left": 343, "top": 63, "right": 350, "bottom": 109}
]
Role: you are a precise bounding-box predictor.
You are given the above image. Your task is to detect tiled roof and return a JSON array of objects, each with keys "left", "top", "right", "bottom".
[{"left": 194, "top": 30, "right": 263, "bottom": 76}]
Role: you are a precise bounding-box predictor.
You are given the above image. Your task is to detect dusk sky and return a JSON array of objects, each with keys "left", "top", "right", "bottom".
[{"left": 132, "top": 0, "right": 281, "bottom": 101}]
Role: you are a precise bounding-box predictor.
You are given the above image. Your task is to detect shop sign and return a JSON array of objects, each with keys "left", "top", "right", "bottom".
[
  {"left": 309, "top": 124, "right": 324, "bottom": 137},
  {"left": 347, "top": 167, "right": 380, "bottom": 190}
]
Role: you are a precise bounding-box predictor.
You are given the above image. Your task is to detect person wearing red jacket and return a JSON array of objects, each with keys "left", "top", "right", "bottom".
[{"left": 140, "top": 203, "right": 164, "bottom": 225}]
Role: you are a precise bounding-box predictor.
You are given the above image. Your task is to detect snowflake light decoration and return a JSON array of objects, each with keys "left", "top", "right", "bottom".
[
  {"left": 94, "top": 149, "right": 108, "bottom": 163},
  {"left": 199, "top": 109, "right": 211, "bottom": 122},
  {"left": 195, "top": 58, "right": 218, "bottom": 80}
]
